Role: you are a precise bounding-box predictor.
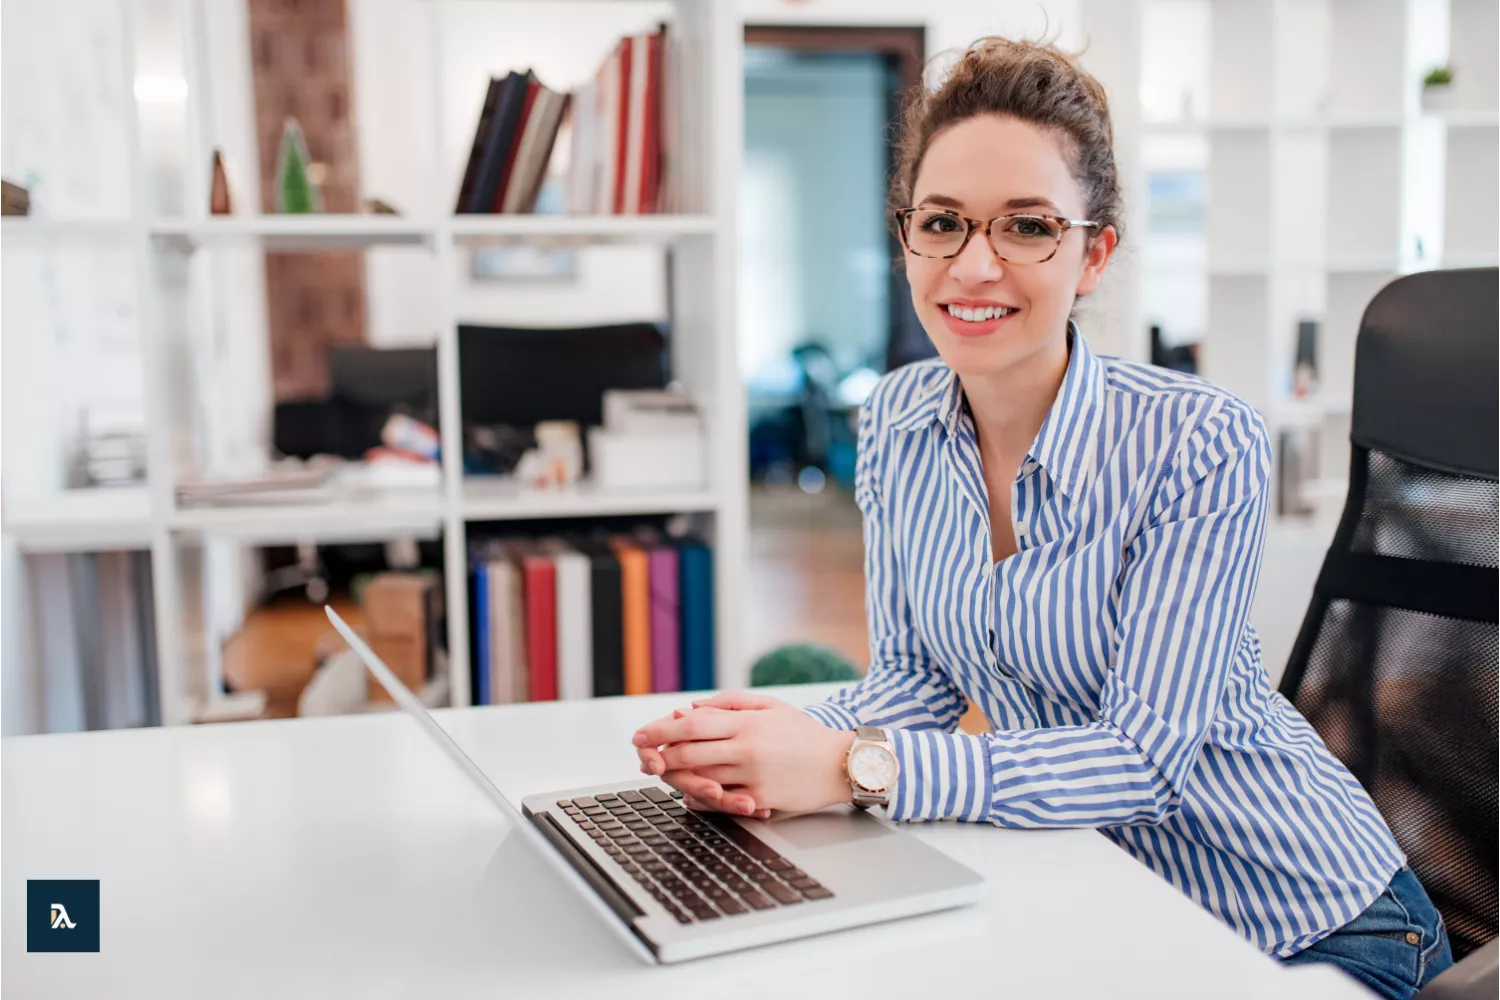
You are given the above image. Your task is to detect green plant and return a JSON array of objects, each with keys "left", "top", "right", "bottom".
[
  {"left": 275, "top": 117, "right": 320, "bottom": 214},
  {"left": 749, "top": 644, "right": 862, "bottom": 686},
  {"left": 1423, "top": 65, "right": 1454, "bottom": 88}
]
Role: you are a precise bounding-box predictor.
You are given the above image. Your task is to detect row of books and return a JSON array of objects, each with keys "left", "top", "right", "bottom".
[
  {"left": 469, "top": 531, "right": 712, "bottom": 704},
  {"left": 454, "top": 25, "right": 670, "bottom": 216}
]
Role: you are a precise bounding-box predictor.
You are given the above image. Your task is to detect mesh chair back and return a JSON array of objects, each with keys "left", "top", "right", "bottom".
[{"left": 1280, "top": 268, "right": 1499, "bottom": 959}]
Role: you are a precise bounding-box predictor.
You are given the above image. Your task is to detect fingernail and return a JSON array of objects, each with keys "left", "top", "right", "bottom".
[
  {"left": 648, "top": 760, "right": 663, "bottom": 775},
  {"left": 640, "top": 763, "right": 650, "bottom": 774},
  {"left": 632, "top": 732, "right": 648, "bottom": 746}
]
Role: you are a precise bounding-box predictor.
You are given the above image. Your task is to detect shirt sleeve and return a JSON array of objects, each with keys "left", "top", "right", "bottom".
[
  {"left": 879, "top": 399, "right": 1272, "bottom": 825},
  {"left": 802, "top": 391, "right": 969, "bottom": 736}
]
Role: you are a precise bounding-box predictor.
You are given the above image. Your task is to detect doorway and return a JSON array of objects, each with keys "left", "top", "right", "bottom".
[{"left": 740, "top": 25, "right": 925, "bottom": 671}]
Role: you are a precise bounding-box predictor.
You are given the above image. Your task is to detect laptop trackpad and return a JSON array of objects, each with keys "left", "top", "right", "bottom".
[{"left": 761, "top": 809, "right": 893, "bottom": 850}]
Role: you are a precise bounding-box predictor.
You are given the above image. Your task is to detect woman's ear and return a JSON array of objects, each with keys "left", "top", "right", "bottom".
[{"left": 1075, "top": 225, "right": 1118, "bottom": 296}]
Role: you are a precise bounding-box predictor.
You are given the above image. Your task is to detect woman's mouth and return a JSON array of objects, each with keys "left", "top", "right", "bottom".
[{"left": 939, "top": 302, "right": 1019, "bottom": 338}]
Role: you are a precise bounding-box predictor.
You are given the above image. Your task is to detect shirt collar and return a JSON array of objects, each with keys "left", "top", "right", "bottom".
[{"left": 888, "top": 322, "right": 1105, "bottom": 500}]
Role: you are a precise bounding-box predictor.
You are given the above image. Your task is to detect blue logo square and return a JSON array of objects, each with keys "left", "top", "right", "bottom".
[{"left": 27, "top": 880, "right": 100, "bottom": 953}]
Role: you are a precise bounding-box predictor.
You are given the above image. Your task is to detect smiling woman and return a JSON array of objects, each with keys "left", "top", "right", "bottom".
[{"left": 634, "top": 36, "right": 1452, "bottom": 1000}]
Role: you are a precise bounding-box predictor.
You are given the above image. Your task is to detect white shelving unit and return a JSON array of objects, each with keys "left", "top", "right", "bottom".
[
  {"left": 1141, "top": 0, "right": 1498, "bottom": 518},
  {"left": 1, "top": 0, "right": 746, "bottom": 727}
]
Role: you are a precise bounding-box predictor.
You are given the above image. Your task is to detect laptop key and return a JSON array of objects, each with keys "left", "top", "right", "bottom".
[
  {"left": 749, "top": 870, "right": 777, "bottom": 883},
  {"left": 572, "top": 797, "right": 598, "bottom": 808},
  {"left": 670, "top": 789, "right": 684, "bottom": 798},
  {"left": 740, "top": 891, "right": 775, "bottom": 910},
  {"left": 790, "top": 878, "right": 822, "bottom": 891},
  {"left": 718, "top": 897, "right": 749, "bottom": 915},
  {"left": 764, "top": 883, "right": 802, "bottom": 905},
  {"left": 802, "top": 886, "right": 834, "bottom": 901},
  {"left": 596, "top": 793, "right": 619, "bottom": 802},
  {"left": 642, "top": 786, "right": 672, "bottom": 803},
  {"left": 765, "top": 858, "right": 795, "bottom": 872},
  {"left": 707, "top": 818, "right": 783, "bottom": 862},
  {"left": 689, "top": 906, "right": 721, "bottom": 921},
  {"left": 618, "top": 790, "right": 647, "bottom": 804}
]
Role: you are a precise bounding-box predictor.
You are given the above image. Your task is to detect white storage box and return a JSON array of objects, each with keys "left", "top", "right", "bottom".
[
  {"left": 588, "top": 427, "right": 705, "bottom": 490},
  {"left": 602, "top": 389, "right": 703, "bottom": 435}
]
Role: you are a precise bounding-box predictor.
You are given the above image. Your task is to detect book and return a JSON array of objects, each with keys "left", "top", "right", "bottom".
[
  {"left": 596, "top": 45, "right": 622, "bottom": 215},
  {"left": 611, "top": 536, "right": 652, "bottom": 696},
  {"left": 644, "top": 535, "right": 681, "bottom": 692},
  {"left": 455, "top": 77, "right": 503, "bottom": 214},
  {"left": 493, "top": 75, "right": 541, "bottom": 213},
  {"left": 622, "top": 33, "right": 649, "bottom": 215},
  {"left": 521, "top": 545, "right": 558, "bottom": 701},
  {"left": 550, "top": 541, "right": 593, "bottom": 701},
  {"left": 676, "top": 537, "right": 714, "bottom": 692},
  {"left": 519, "top": 90, "right": 571, "bottom": 213},
  {"left": 640, "top": 27, "right": 666, "bottom": 214},
  {"left": 467, "top": 70, "right": 528, "bottom": 214},
  {"left": 611, "top": 38, "right": 633, "bottom": 214}
]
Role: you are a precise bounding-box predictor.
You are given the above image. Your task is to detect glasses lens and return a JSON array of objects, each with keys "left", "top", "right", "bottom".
[
  {"left": 903, "top": 209, "right": 969, "bottom": 257},
  {"left": 991, "top": 215, "right": 1062, "bottom": 263}
]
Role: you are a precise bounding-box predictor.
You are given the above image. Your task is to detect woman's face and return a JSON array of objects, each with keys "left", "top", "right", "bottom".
[{"left": 904, "top": 114, "right": 1115, "bottom": 379}]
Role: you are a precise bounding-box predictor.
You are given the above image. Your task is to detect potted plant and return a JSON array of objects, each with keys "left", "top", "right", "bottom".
[{"left": 1422, "top": 65, "right": 1455, "bottom": 112}]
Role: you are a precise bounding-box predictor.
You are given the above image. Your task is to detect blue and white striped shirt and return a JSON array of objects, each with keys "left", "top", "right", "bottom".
[{"left": 805, "top": 330, "right": 1404, "bottom": 957}]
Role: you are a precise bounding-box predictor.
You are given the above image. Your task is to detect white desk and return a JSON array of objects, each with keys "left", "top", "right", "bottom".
[{"left": 4, "top": 684, "right": 1370, "bottom": 999}]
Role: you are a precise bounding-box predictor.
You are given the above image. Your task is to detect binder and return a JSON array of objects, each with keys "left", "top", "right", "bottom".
[
  {"left": 550, "top": 541, "right": 593, "bottom": 701},
  {"left": 676, "top": 537, "right": 715, "bottom": 692},
  {"left": 572, "top": 538, "right": 624, "bottom": 697},
  {"left": 472, "top": 557, "right": 491, "bottom": 705},
  {"left": 489, "top": 546, "right": 528, "bottom": 703},
  {"left": 643, "top": 535, "right": 680, "bottom": 692},
  {"left": 611, "top": 537, "right": 652, "bottom": 695},
  {"left": 521, "top": 546, "right": 558, "bottom": 702}
]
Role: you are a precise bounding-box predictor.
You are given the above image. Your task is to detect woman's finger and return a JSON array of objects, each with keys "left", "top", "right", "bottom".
[
  {"left": 690, "top": 691, "right": 783, "bottom": 712},
  {"left": 692, "top": 763, "right": 751, "bottom": 786},
  {"left": 658, "top": 738, "right": 744, "bottom": 772},
  {"left": 637, "top": 745, "right": 666, "bottom": 775},
  {"left": 662, "top": 769, "right": 725, "bottom": 806},
  {"left": 632, "top": 706, "right": 741, "bottom": 749}
]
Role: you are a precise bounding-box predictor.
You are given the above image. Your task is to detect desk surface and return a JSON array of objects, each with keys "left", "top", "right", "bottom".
[{"left": 4, "top": 685, "right": 1369, "bottom": 999}]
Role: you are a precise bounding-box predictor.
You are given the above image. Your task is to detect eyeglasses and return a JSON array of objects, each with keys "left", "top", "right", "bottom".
[{"left": 895, "top": 208, "right": 1100, "bottom": 263}]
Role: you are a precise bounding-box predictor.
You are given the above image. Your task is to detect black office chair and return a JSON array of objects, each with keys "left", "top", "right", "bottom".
[{"left": 1278, "top": 268, "right": 1498, "bottom": 995}]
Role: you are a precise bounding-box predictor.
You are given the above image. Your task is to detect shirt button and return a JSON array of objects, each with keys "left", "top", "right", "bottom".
[{"left": 1405, "top": 931, "right": 1420, "bottom": 946}]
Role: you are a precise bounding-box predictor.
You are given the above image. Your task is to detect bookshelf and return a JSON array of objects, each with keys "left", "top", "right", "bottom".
[
  {"left": 1139, "top": 0, "right": 1498, "bottom": 519},
  {"left": 1, "top": 0, "right": 746, "bottom": 728}
]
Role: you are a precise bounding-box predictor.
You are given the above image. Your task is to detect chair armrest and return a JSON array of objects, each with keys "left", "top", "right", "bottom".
[{"left": 1416, "top": 940, "right": 1498, "bottom": 1000}]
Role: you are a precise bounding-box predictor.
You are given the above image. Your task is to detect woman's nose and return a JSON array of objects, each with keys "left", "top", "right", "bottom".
[{"left": 947, "top": 228, "right": 1004, "bottom": 284}]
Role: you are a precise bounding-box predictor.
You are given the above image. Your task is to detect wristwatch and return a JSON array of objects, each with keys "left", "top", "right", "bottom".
[{"left": 845, "top": 725, "right": 899, "bottom": 809}]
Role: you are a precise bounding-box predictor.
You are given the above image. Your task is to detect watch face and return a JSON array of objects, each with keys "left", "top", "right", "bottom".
[{"left": 849, "top": 743, "right": 897, "bottom": 793}]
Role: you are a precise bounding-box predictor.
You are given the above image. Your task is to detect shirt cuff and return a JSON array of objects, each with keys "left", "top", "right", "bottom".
[
  {"left": 884, "top": 728, "right": 992, "bottom": 824},
  {"left": 802, "top": 701, "right": 862, "bottom": 732}
]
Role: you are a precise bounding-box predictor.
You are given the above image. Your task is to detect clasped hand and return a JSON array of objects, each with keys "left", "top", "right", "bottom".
[{"left": 631, "top": 691, "right": 855, "bottom": 818}]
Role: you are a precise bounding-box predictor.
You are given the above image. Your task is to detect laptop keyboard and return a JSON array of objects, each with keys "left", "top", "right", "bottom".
[{"left": 557, "top": 787, "right": 835, "bottom": 924}]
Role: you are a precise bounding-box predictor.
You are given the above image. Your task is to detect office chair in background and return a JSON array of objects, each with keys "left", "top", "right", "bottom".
[{"left": 1278, "top": 268, "right": 1498, "bottom": 999}]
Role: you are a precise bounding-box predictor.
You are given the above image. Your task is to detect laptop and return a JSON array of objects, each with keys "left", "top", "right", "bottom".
[{"left": 326, "top": 606, "right": 984, "bottom": 964}]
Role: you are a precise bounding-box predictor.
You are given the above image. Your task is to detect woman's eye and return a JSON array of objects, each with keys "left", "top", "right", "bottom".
[
  {"left": 1008, "top": 218, "right": 1056, "bottom": 239},
  {"left": 920, "top": 215, "right": 962, "bottom": 233}
]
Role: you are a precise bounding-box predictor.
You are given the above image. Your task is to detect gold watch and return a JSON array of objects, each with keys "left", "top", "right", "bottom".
[{"left": 845, "top": 725, "right": 898, "bottom": 808}]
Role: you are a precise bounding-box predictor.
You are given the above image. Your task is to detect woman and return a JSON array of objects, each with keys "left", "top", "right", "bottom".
[{"left": 633, "top": 38, "right": 1452, "bottom": 999}]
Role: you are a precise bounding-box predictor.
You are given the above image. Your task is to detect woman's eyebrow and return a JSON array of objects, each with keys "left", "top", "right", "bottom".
[
  {"left": 915, "top": 194, "right": 1064, "bottom": 214},
  {"left": 1002, "top": 196, "right": 1062, "bottom": 213}
]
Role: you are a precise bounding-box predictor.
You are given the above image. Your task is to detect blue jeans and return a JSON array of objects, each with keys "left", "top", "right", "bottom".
[{"left": 1282, "top": 867, "right": 1454, "bottom": 999}]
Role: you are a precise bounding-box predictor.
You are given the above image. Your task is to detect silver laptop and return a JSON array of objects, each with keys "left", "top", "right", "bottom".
[{"left": 326, "top": 606, "right": 983, "bottom": 964}]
